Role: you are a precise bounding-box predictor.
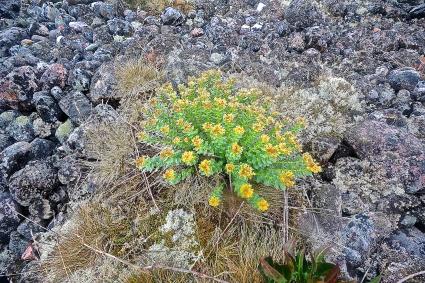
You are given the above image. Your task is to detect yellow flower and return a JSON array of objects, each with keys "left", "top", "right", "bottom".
[
  {"left": 257, "top": 198, "right": 269, "bottom": 212},
  {"left": 202, "top": 99, "right": 212, "bottom": 109},
  {"left": 137, "top": 131, "right": 147, "bottom": 142},
  {"left": 160, "top": 148, "right": 174, "bottom": 159},
  {"left": 135, "top": 156, "right": 147, "bottom": 169},
  {"left": 163, "top": 169, "right": 176, "bottom": 182},
  {"left": 192, "top": 136, "right": 203, "bottom": 149},
  {"left": 265, "top": 143, "right": 279, "bottom": 158},
  {"left": 202, "top": 122, "right": 213, "bottom": 132},
  {"left": 231, "top": 143, "right": 243, "bottom": 155},
  {"left": 225, "top": 163, "right": 235, "bottom": 174},
  {"left": 234, "top": 125, "right": 245, "bottom": 135},
  {"left": 176, "top": 118, "right": 185, "bottom": 127},
  {"left": 208, "top": 196, "right": 220, "bottom": 207},
  {"left": 239, "top": 164, "right": 255, "bottom": 179},
  {"left": 252, "top": 122, "right": 264, "bottom": 132},
  {"left": 160, "top": 125, "right": 170, "bottom": 134},
  {"left": 278, "top": 143, "right": 291, "bottom": 155},
  {"left": 214, "top": 97, "right": 226, "bottom": 107},
  {"left": 199, "top": 159, "right": 213, "bottom": 176},
  {"left": 284, "top": 132, "right": 302, "bottom": 151},
  {"left": 303, "top": 153, "right": 322, "bottom": 173},
  {"left": 184, "top": 137, "right": 190, "bottom": 143},
  {"left": 240, "top": 183, "right": 254, "bottom": 199},
  {"left": 183, "top": 122, "right": 193, "bottom": 133},
  {"left": 223, "top": 113, "right": 235, "bottom": 123},
  {"left": 211, "top": 124, "right": 225, "bottom": 136},
  {"left": 182, "top": 151, "right": 195, "bottom": 165},
  {"left": 260, "top": 134, "right": 270, "bottom": 143},
  {"left": 279, "top": 171, "right": 295, "bottom": 188},
  {"left": 173, "top": 137, "right": 181, "bottom": 144}
]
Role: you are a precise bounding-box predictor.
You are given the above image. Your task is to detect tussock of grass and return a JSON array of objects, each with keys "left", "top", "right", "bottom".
[{"left": 124, "top": 0, "right": 193, "bottom": 14}]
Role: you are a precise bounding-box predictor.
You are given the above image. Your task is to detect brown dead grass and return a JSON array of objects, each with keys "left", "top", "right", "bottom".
[{"left": 124, "top": 0, "right": 193, "bottom": 14}]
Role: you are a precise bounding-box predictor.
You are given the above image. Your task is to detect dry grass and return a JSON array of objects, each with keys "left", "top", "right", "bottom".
[{"left": 124, "top": 0, "right": 193, "bottom": 14}]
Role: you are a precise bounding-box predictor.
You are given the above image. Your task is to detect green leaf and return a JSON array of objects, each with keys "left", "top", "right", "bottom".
[{"left": 368, "top": 275, "right": 382, "bottom": 283}]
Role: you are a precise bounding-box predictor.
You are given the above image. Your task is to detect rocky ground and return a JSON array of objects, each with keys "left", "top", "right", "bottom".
[{"left": 0, "top": 0, "right": 425, "bottom": 282}]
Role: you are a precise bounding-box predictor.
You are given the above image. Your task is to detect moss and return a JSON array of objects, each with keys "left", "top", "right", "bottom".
[
  {"left": 14, "top": 115, "right": 30, "bottom": 125},
  {"left": 55, "top": 119, "right": 75, "bottom": 143}
]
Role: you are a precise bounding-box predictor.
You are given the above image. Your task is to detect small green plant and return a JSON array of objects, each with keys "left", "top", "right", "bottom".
[
  {"left": 258, "top": 249, "right": 340, "bottom": 283},
  {"left": 135, "top": 70, "right": 321, "bottom": 212}
]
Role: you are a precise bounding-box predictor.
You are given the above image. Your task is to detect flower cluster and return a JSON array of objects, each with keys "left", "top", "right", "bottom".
[{"left": 135, "top": 70, "right": 321, "bottom": 212}]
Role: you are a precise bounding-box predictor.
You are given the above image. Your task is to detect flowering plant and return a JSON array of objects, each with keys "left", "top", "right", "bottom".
[{"left": 135, "top": 70, "right": 321, "bottom": 212}]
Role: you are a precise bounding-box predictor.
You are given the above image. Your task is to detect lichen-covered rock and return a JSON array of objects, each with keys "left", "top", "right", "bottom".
[
  {"left": 0, "top": 134, "right": 14, "bottom": 152},
  {"left": 29, "top": 138, "right": 55, "bottom": 160},
  {"left": 88, "top": 62, "right": 119, "bottom": 104},
  {"left": 8, "top": 231, "right": 28, "bottom": 257},
  {"left": 28, "top": 198, "right": 54, "bottom": 220},
  {"left": 40, "top": 64, "right": 68, "bottom": 90},
  {"left": 284, "top": 0, "right": 324, "bottom": 29},
  {"left": 32, "top": 91, "right": 64, "bottom": 123},
  {"left": 387, "top": 67, "right": 421, "bottom": 92},
  {"left": 0, "top": 110, "right": 20, "bottom": 130},
  {"left": 6, "top": 116, "right": 35, "bottom": 142},
  {"left": 0, "top": 195, "right": 21, "bottom": 243},
  {"left": 55, "top": 119, "right": 75, "bottom": 144},
  {"left": 0, "top": 141, "right": 32, "bottom": 177},
  {"left": 161, "top": 7, "right": 185, "bottom": 26},
  {"left": 8, "top": 160, "right": 59, "bottom": 206}
]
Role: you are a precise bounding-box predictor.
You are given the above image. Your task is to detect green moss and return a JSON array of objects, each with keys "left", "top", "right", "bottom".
[
  {"left": 14, "top": 115, "right": 30, "bottom": 125},
  {"left": 55, "top": 119, "right": 74, "bottom": 143}
]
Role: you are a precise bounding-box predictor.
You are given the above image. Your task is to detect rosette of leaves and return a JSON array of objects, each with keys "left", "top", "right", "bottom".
[{"left": 135, "top": 70, "right": 321, "bottom": 212}]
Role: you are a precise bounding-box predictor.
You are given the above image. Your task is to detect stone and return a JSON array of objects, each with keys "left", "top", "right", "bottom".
[
  {"left": 107, "top": 19, "right": 134, "bottom": 36},
  {"left": 91, "top": 2, "right": 116, "bottom": 19},
  {"left": 50, "top": 86, "right": 64, "bottom": 101},
  {"left": 68, "top": 68, "right": 92, "bottom": 92},
  {"left": 8, "top": 231, "right": 28, "bottom": 257},
  {"left": 58, "top": 156, "right": 80, "bottom": 185},
  {"left": 0, "top": 134, "right": 14, "bottom": 152},
  {"left": 17, "top": 219, "right": 46, "bottom": 240},
  {"left": 410, "top": 4, "right": 425, "bottom": 18},
  {"left": 8, "top": 160, "right": 59, "bottom": 206},
  {"left": 161, "top": 7, "right": 185, "bottom": 26},
  {"left": 55, "top": 120, "right": 75, "bottom": 144},
  {"left": 411, "top": 80, "right": 425, "bottom": 102},
  {"left": 284, "top": 0, "right": 324, "bottom": 29},
  {"left": 33, "top": 91, "right": 63, "bottom": 122},
  {"left": 388, "top": 228, "right": 425, "bottom": 259},
  {"left": 33, "top": 118, "right": 55, "bottom": 138},
  {"left": 0, "top": 110, "right": 20, "bottom": 130},
  {"left": 59, "top": 91, "right": 93, "bottom": 124},
  {"left": 29, "top": 138, "right": 55, "bottom": 160},
  {"left": 388, "top": 67, "right": 421, "bottom": 92},
  {"left": 40, "top": 64, "right": 68, "bottom": 90},
  {"left": 190, "top": 27, "right": 204, "bottom": 37},
  {"left": 88, "top": 62, "right": 119, "bottom": 104},
  {"left": 0, "top": 195, "right": 21, "bottom": 243},
  {"left": 0, "top": 141, "right": 32, "bottom": 177},
  {"left": 0, "top": 27, "right": 28, "bottom": 57},
  {"left": 0, "top": 0, "right": 20, "bottom": 19},
  {"left": 29, "top": 198, "right": 54, "bottom": 220},
  {"left": 6, "top": 116, "right": 35, "bottom": 142}
]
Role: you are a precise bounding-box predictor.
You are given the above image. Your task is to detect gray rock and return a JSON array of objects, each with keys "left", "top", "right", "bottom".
[
  {"left": 58, "top": 156, "right": 80, "bottom": 185},
  {"left": 50, "top": 86, "right": 64, "bottom": 101},
  {"left": 29, "top": 198, "right": 54, "bottom": 220},
  {"left": 0, "top": 195, "right": 21, "bottom": 243},
  {"left": 388, "top": 67, "right": 421, "bottom": 92},
  {"left": 91, "top": 2, "right": 115, "bottom": 19},
  {"left": 40, "top": 64, "right": 68, "bottom": 90},
  {"left": 17, "top": 219, "right": 46, "bottom": 240},
  {"left": 33, "top": 117, "right": 55, "bottom": 138},
  {"left": 33, "top": 91, "right": 63, "bottom": 122},
  {"left": 388, "top": 228, "right": 425, "bottom": 259},
  {"left": 8, "top": 160, "right": 59, "bottom": 206},
  {"left": 92, "top": 25, "right": 113, "bottom": 44},
  {"left": 400, "top": 215, "right": 417, "bottom": 227},
  {"left": 410, "top": 3, "right": 425, "bottom": 18},
  {"left": 88, "top": 62, "right": 119, "bottom": 103},
  {"left": 284, "top": 0, "right": 324, "bottom": 29},
  {"left": 68, "top": 68, "right": 92, "bottom": 92},
  {"left": 30, "top": 138, "right": 55, "bottom": 160},
  {"left": 41, "top": 2, "right": 60, "bottom": 22},
  {"left": 59, "top": 91, "right": 93, "bottom": 124},
  {"left": 411, "top": 80, "right": 425, "bottom": 102},
  {"left": 0, "top": 134, "right": 14, "bottom": 152},
  {"left": 0, "top": 141, "right": 32, "bottom": 177},
  {"left": 0, "top": 110, "right": 20, "bottom": 130},
  {"left": 6, "top": 116, "right": 35, "bottom": 142},
  {"left": 161, "top": 7, "right": 185, "bottom": 26},
  {"left": 0, "top": 27, "right": 28, "bottom": 57},
  {"left": 0, "top": 0, "right": 20, "bottom": 18},
  {"left": 107, "top": 18, "right": 134, "bottom": 36}
]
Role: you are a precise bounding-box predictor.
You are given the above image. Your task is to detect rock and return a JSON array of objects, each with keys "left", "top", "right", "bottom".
[
  {"left": 8, "top": 160, "right": 59, "bottom": 206},
  {"left": 59, "top": 91, "right": 93, "bottom": 124},
  {"left": 50, "top": 86, "right": 64, "bottom": 101},
  {"left": 411, "top": 80, "right": 425, "bottom": 102},
  {"left": 107, "top": 19, "right": 134, "bottom": 36},
  {"left": 0, "top": 134, "right": 14, "bottom": 152},
  {"left": 6, "top": 116, "right": 35, "bottom": 142},
  {"left": 93, "top": 104, "right": 119, "bottom": 122},
  {"left": 210, "top": 52, "right": 228, "bottom": 65},
  {"left": 190, "top": 27, "right": 204, "bottom": 37},
  {"left": 0, "top": 110, "right": 20, "bottom": 130},
  {"left": 30, "top": 138, "right": 55, "bottom": 160},
  {"left": 276, "top": 21, "right": 291, "bottom": 37},
  {"left": 58, "top": 156, "right": 80, "bottom": 185},
  {"left": 33, "top": 91, "right": 63, "bottom": 123},
  {"left": 17, "top": 218, "right": 46, "bottom": 240},
  {"left": 29, "top": 198, "right": 54, "bottom": 220},
  {"left": 284, "top": 0, "right": 324, "bottom": 29},
  {"left": 410, "top": 4, "right": 425, "bottom": 18},
  {"left": 68, "top": 21, "right": 89, "bottom": 32},
  {"left": 0, "top": 195, "right": 21, "bottom": 243},
  {"left": 0, "top": 0, "right": 20, "bottom": 18},
  {"left": 388, "top": 67, "right": 421, "bottom": 92},
  {"left": 41, "top": 2, "right": 60, "bottom": 22},
  {"left": 88, "top": 62, "right": 119, "bottom": 104},
  {"left": 40, "top": 64, "right": 68, "bottom": 90},
  {"left": 346, "top": 118, "right": 425, "bottom": 193},
  {"left": 93, "top": 25, "right": 113, "bottom": 43},
  {"left": 91, "top": 2, "right": 115, "bottom": 19},
  {"left": 33, "top": 118, "right": 55, "bottom": 138},
  {"left": 161, "top": 7, "right": 185, "bottom": 26},
  {"left": 55, "top": 120, "right": 75, "bottom": 144},
  {"left": 8, "top": 231, "right": 28, "bottom": 257},
  {"left": 0, "top": 141, "right": 32, "bottom": 177},
  {"left": 68, "top": 68, "right": 92, "bottom": 92},
  {"left": 388, "top": 228, "right": 425, "bottom": 259},
  {"left": 0, "top": 27, "right": 28, "bottom": 57},
  {"left": 400, "top": 215, "right": 417, "bottom": 227}
]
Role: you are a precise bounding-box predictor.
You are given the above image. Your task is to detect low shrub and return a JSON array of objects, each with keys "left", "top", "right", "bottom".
[{"left": 135, "top": 70, "right": 321, "bottom": 212}]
